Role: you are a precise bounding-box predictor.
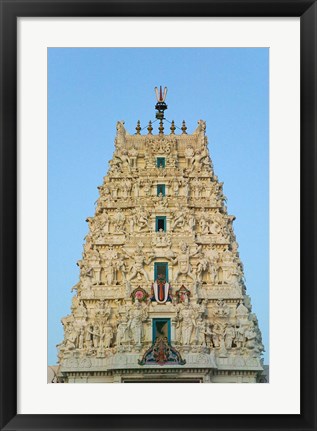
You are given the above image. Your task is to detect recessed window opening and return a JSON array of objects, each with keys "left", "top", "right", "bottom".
[
  {"left": 156, "top": 216, "right": 166, "bottom": 232},
  {"left": 157, "top": 184, "right": 165, "bottom": 196},
  {"left": 156, "top": 157, "right": 166, "bottom": 168}
]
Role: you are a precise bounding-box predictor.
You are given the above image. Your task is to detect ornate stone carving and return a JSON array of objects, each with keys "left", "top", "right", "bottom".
[
  {"left": 113, "top": 209, "right": 126, "bottom": 232},
  {"left": 171, "top": 241, "right": 196, "bottom": 283},
  {"left": 176, "top": 296, "right": 196, "bottom": 345},
  {"left": 58, "top": 117, "right": 265, "bottom": 383},
  {"left": 135, "top": 206, "right": 150, "bottom": 231},
  {"left": 224, "top": 324, "right": 235, "bottom": 349},
  {"left": 126, "top": 300, "right": 148, "bottom": 346},
  {"left": 123, "top": 242, "right": 154, "bottom": 284},
  {"left": 171, "top": 206, "right": 185, "bottom": 231}
]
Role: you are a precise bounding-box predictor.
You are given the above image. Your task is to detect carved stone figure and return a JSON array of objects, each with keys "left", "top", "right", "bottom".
[
  {"left": 114, "top": 149, "right": 132, "bottom": 173},
  {"left": 115, "top": 255, "right": 128, "bottom": 284},
  {"left": 122, "top": 178, "right": 132, "bottom": 198},
  {"left": 94, "top": 299, "right": 111, "bottom": 323},
  {"left": 172, "top": 178, "right": 181, "bottom": 196},
  {"left": 199, "top": 216, "right": 209, "bottom": 235},
  {"left": 103, "top": 325, "right": 114, "bottom": 349},
  {"left": 116, "top": 120, "right": 126, "bottom": 138},
  {"left": 113, "top": 209, "right": 125, "bottom": 232},
  {"left": 171, "top": 241, "right": 196, "bottom": 283},
  {"left": 212, "top": 323, "right": 223, "bottom": 348},
  {"left": 224, "top": 324, "right": 235, "bottom": 349},
  {"left": 84, "top": 325, "right": 93, "bottom": 351},
  {"left": 195, "top": 258, "right": 208, "bottom": 283},
  {"left": 192, "top": 178, "right": 202, "bottom": 199},
  {"left": 142, "top": 178, "right": 152, "bottom": 196},
  {"left": 204, "top": 246, "right": 219, "bottom": 283},
  {"left": 63, "top": 321, "right": 78, "bottom": 350},
  {"left": 74, "top": 300, "right": 87, "bottom": 319},
  {"left": 135, "top": 206, "right": 149, "bottom": 231},
  {"left": 235, "top": 325, "right": 246, "bottom": 349},
  {"left": 116, "top": 315, "right": 129, "bottom": 346},
  {"left": 129, "top": 214, "right": 135, "bottom": 233},
  {"left": 214, "top": 299, "right": 230, "bottom": 318},
  {"left": 227, "top": 269, "right": 241, "bottom": 290},
  {"left": 103, "top": 258, "right": 115, "bottom": 286},
  {"left": 102, "top": 212, "right": 110, "bottom": 233},
  {"left": 123, "top": 243, "right": 154, "bottom": 283},
  {"left": 111, "top": 183, "right": 118, "bottom": 199},
  {"left": 152, "top": 230, "right": 172, "bottom": 248},
  {"left": 245, "top": 323, "right": 257, "bottom": 350},
  {"left": 89, "top": 324, "right": 113, "bottom": 353},
  {"left": 193, "top": 119, "right": 206, "bottom": 135},
  {"left": 87, "top": 248, "right": 101, "bottom": 285},
  {"left": 132, "top": 179, "right": 140, "bottom": 198},
  {"left": 153, "top": 192, "right": 168, "bottom": 209},
  {"left": 177, "top": 298, "right": 196, "bottom": 345},
  {"left": 194, "top": 316, "right": 207, "bottom": 346},
  {"left": 127, "top": 301, "right": 148, "bottom": 345},
  {"left": 88, "top": 324, "right": 100, "bottom": 349},
  {"left": 171, "top": 206, "right": 185, "bottom": 231},
  {"left": 78, "top": 327, "right": 85, "bottom": 349},
  {"left": 186, "top": 211, "right": 196, "bottom": 232},
  {"left": 182, "top": 178, "right": 190, "bottom": 197},
  {"left": 190, "top": 149, "right": 208, "bottom": 172}
]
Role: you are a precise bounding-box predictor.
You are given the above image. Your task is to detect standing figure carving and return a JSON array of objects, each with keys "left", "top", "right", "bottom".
[
  {"left": 195, "top": 258, "right": 208, "bottom": 283},
  {"left": 123, "top": 243, "right": 154, "bottom": 283},
  {"left": 115, "top": 315, "right": 129, "bottom": 346},
  {"left": 171, "top": 205, "right": 185, "bottom": 231},
  {"left": 171, "top": 241, "right": 196, "bottom": 283},
  {"left": 211, "top": 323, "right": 223, "bottom": 348},
  {"left": 172, "top": 178, "right": 181, "bottom": 196},
  {"left": 113, "top": 149, "right": 132, "bottom": 173},
  {"left": 142, "top": 178, "right": 152, "bottom": 196},
  {"left": 102, "top": 211, "right": 110, "bottom": 234},
  {"left": 177, "top": 297, "right": 196, "bottom": 345},
  {"left": 182, "top": 178, "right": 190, "bottom": 198},
  {"left": 194, "top": 316, "right": 207, "bottom": 346},
  {"left": 224, "top": 324, "right": 236, "bottom": 349},
  {"left": 205, "top": 246, "right": 219, "bottom": 284},
  {"left": 186, "top": 211, "right": 196, "bottom": 232},
  {"left": 127, "top": 301, "right": 148, "bottom": 346},
  {"left": 135, "top": 206, "right": 150, "bottom": 231},
  {"left": 113, "top": 209, "right": 126, "bottom": 232}
]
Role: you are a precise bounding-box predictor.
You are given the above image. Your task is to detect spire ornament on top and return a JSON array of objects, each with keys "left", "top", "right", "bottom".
[{"left": 155, "top": 86, "right": 168, "bottom": 134}]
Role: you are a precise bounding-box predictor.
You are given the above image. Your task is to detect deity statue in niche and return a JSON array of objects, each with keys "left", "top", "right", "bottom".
[
  {"left": 126, "top": 300, "right": 148, "bottom": 346},
  {"left": 176, "top": 296, "right": 196, "bottom": 345},
  {"left": 171, "top": 241, "right": 196, "bottom": 283},
  {"left": 123, "top": 243, "right": 154, "bottom": 283}
]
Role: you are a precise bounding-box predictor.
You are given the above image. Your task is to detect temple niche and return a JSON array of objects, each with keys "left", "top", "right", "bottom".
[{"left": 57, "top": 88, "right": 265, "bottom": 383}]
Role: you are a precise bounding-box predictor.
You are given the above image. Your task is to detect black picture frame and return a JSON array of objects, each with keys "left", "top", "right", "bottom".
[{"left": 0, "top": 1, "right": 316, "bottom": 430}]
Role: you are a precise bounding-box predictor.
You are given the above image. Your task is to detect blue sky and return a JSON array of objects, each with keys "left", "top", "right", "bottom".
[{"left": 48, "top": 48, "right": 269, "bottom": 365}]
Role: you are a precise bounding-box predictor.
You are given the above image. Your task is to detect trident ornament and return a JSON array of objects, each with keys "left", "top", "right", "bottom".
[
  {"left": 154, "top": 86, "right": 168, "bottom": 103},
  {"left": 154, "top": 86, "right": 168, "bottom": 122}
]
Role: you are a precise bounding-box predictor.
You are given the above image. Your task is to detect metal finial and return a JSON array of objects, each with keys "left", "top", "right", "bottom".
[
  {"left": 147, "top": 120, "right": 153, "bottom": 135},
  {"left": 170, "top": 120, "right": 176, "bottom": 134},
  {"left": 154, "top": 86, "right": 168, "bottom": 121},
  {"left": 158, "top": 119, "right": 164, "bottom": 135},
  {"left": 135, "top": 120, "right": 141, "bottom": 135},
  {"left": 181, "top": 120, "right": 187, "bottom": 134}
]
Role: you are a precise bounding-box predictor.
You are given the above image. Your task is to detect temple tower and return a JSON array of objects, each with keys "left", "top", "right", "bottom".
[{"left": 57, "top": 88, "right": 265, "bottom": 383}]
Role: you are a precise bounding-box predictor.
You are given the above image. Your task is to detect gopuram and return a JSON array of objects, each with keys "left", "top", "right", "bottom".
[{"left": 57, "top": 87, "right": 265, "bottom": 383}]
